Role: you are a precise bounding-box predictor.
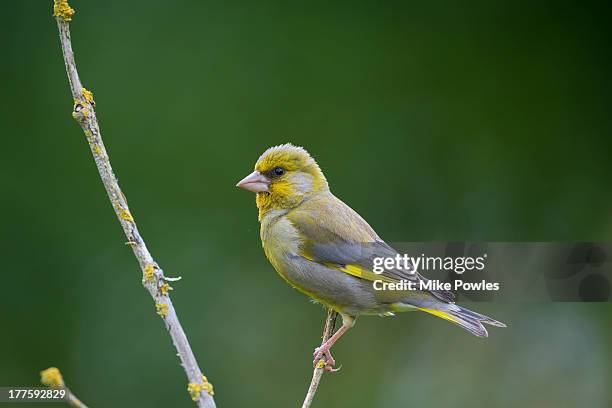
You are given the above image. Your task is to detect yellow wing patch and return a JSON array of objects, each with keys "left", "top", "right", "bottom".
[
  {"left": 300, "top": 251, "right": 397, "bottom": 283},
  {"left": 332, "top": 263, "right": 398, "bottom": 284}
]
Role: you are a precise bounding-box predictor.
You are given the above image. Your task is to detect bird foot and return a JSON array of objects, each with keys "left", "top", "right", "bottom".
[{"left": 313, "top": 345, "right": 340, "bottom": 372}]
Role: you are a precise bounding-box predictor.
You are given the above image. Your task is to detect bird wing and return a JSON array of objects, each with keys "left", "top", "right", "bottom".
[{"left": 286, "top": 193, "right": 455, "bottom": 303}]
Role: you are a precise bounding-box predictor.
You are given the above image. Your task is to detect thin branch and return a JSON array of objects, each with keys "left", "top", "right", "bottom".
[
  {"left": 302, "top": 309, "right": 339, "bottom": 408},
  {"left": 51, "top": 2, "right": 216, "bottom": 407},
  {"left": 40, "top": 367, "right": 88, "bottom": 408}
]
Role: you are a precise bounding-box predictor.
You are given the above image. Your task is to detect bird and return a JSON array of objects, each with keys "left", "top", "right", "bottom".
[{"left": 236, "top": 143, "right": 505, "bottom": 371}]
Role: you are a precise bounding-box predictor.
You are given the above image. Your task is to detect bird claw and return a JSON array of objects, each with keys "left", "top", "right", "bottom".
[{"left": 313, "top": 345, "right": 337, "bottom": 371}]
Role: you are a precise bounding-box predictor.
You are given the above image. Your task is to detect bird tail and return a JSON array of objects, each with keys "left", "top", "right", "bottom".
[{"left": 416, "top": 304, "right": 506, "bottom": 338}]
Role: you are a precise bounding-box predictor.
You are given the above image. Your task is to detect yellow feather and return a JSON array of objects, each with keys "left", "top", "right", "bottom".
[
  {"left": 417, "top": 308, "right": 459, "bottom": 323},
  {"left": 336, "top": 264, "right": 398, "bottom": 284}
]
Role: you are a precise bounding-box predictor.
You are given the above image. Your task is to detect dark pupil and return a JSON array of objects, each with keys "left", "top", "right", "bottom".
[{"left": 273, "top": 167, "right": 284, "bottom": 176}]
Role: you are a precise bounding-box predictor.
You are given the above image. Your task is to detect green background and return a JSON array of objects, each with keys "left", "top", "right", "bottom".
[{"left": 1, "top": 1, "right": 611, "bottom": 407}]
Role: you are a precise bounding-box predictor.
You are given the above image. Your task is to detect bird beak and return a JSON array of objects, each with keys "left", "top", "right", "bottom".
[{"left": 236, "top": 171, "right": 270, "bottom": 193}]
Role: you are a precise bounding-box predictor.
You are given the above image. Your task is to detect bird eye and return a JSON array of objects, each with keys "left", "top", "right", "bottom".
[{"left": 273, "top": 167, "right": 285, "bottom": 176}]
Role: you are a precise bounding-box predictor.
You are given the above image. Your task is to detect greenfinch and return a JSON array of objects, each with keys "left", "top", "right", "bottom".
[{"left": 237, "top": 144, "right": 505, "bottom": 371}]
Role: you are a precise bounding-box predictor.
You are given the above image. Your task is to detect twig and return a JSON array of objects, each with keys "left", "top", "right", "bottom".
[
  {"left": 40, "top": 367, "right": 88, "bottom": 408},
  {"left": 301, "top": 309, "right": 339, "bottom": 408},
  {"left": 51, "top": 2, "right": 216, "bottom": 407}
]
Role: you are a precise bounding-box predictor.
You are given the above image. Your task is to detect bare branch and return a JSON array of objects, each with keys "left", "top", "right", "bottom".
[
  {"left": 302, "top": 309, "right": 339, "bottom": 408},
  {"left": 40, "top": 367, "right": 88, "bottom": 408},
  {"left": 51, "top": 1, "right": 216, "bottom": 406}
]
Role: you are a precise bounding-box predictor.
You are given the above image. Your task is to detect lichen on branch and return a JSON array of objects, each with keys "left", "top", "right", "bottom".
[
  {"left": 51, "top": 1, "right": 216, "bottom": 406},
  {"left": 53, "top": 0, "right": 75, "bottom": 22},
  {"left": 40, "top": 367, "right": 88, "bottom": 408}
]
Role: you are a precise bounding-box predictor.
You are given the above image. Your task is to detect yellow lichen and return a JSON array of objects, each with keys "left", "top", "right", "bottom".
[
  {"left": 116, "top": 204, "right": 134, "bottom": 222},
  {"left": 53, "top": 0, "right": 75, "bottom": 22},
  {"left": 93, "top": 144, "right": 102, "bottom": 155},
  {"left": 201, "top": 376, "right": 214, "bottom": 395},
  {"left": 315, "top": 359, "right": 326, "bottom": 369},
  {"left": 187, "top": 375, "right": 214, "bottom": 401},
  {"left": 155, "top": 303, "right": 168, "bottom": 318},
  {"left": 160, "top": 282, "right": 172, "bottom": 296},
  {"left": 187, "top": 383, "right": 201, "bottom": 401},
  {"left": 40, "top": 367, "right": 64, "bottom": 389},
  {"left": 144, "top": 264, "right": 155, "bottom": 282},
  {"left": 82, "top": 88, "right": 95, "bottom": 106}
]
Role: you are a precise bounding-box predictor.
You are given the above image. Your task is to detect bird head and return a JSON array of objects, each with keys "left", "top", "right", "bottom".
[{"left": 236, "top": 143, "right": 328, "bottom": 218}]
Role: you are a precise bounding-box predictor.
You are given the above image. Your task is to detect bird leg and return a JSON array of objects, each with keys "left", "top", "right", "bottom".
[{"left": 312, "top": 316, "right": 354, "bottom": 371}]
